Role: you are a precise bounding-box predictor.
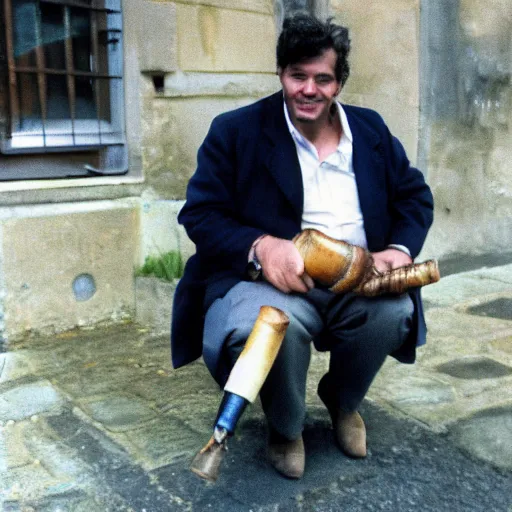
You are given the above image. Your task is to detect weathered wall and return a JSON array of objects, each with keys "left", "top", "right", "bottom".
[
  {"left": 419, "top": 0, "right": 512, "bottom": 259},
  {"left": 331, "top": 0, "right": 420, "bottom": 162},
  {"left": 0, "top": 201, "right": 139, "bottom": 340},
  {"left": 2, "top": 0, "right": 512, "bottom": 340},
  {"left": 139, "top": 0, "right": 279, "bottom": 199}
]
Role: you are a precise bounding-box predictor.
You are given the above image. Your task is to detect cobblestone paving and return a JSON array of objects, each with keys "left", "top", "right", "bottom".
[{"left": 1, "top": 264, "right": 512, "bottom": 511}]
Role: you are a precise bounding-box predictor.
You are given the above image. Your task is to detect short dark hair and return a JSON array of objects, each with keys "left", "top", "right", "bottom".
[{"left": 276, "top": 13, "right": 351, "bottom": 86}]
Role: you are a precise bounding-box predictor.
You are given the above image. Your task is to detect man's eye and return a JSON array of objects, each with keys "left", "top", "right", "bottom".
[
  {"left": 317, "top": 77, "right": 333, "bottom": 85},
  {"left": 292, "top": 74, "right": 306, "bottom": 80}
]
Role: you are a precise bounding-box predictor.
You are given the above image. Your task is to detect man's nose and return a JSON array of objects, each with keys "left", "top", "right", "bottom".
[{"left": 302, "top": 78, "right": 317, "bottom": 95}]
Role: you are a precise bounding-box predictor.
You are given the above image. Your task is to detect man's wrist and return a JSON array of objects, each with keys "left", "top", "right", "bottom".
[
  {"left": 246, "top": 234, "right": 268, "bottom": 281},
  {"left": 248, "top": 234, "right": 269, "bottom": 262}
]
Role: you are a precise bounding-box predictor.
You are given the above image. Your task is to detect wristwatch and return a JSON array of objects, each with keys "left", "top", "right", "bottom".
[
  {"left": 245, "top": 234, "right": 268, "bottom": 281},
  {"left": 246, "top": 255, "right": 262, "bottom": 281}
]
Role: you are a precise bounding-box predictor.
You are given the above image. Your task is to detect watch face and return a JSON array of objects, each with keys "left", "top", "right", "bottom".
[{"left": 247, "top": 260, "right": 262, "bottom": 281}]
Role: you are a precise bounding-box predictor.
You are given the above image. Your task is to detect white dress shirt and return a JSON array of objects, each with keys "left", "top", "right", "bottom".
[
  {"left": 284, "top": 101, "right": 368, "bottom": 248},
  {"left": 283, "top": 101, "right": 410, "bottom": 256}
]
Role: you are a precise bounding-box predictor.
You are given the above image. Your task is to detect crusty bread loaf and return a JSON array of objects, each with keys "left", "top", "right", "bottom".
[
  {"left": 293, "top": 229, "right": 372, "bottom": 293},
  {"left": 293, "top": 229, "right": 440, "bottom": 296}
]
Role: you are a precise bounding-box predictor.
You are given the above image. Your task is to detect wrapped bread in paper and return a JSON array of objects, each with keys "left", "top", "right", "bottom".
[
  {"left": 293, "top": 229, "right": 372, "bottom": 293},
  {"left": 354, "top": 259, "right": 440, "bottom": 296},
  {"left": 293, "top": 229, "right": 440, "bottom": 296}
]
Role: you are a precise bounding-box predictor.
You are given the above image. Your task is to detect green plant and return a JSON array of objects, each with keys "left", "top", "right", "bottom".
[{"left": 136, "top": 250, "right": 184, "bottom": 281}]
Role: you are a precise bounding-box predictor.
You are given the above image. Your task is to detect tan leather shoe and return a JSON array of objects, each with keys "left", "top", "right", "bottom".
[
  {"left": 318, "top": 379, "right": 367, "bottom": 458},
  {"left": 268, "top": 435, "right": 305, "bottom": 479},
  {"left": 332, "top": 410, "right": 367, "bottom": 458}
]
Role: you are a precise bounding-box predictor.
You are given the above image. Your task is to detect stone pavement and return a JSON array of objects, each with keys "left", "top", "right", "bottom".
[{"left": 1, "top": 264, "right": 512, "bottom": 511}]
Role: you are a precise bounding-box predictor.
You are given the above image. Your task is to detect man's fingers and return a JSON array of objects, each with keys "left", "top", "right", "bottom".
[
  {"left": 373, "top": 260, "right": 391, "bottom": 274},
  {"left": 285, "top": 273, "right": 309, "bottom": 294},
  {"left": 302, "top": 273, "right": 315, "bottom": 290}
]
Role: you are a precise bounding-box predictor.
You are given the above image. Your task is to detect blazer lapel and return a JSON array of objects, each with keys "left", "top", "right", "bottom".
[
  {"left": 261, "top": 92, "right": 304, "bottom": 221},
  {"left": 344, "top": 107, "right": 383, "bottom": 221}
]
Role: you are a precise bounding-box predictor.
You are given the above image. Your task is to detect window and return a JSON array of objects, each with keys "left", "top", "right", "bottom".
[{"left": 0, "top": 0, "right": 126, "bottom": 179}]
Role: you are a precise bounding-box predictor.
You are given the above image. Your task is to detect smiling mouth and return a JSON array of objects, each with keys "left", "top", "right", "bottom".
[{"left": 296, "top": 101, "right": 322, "bottom": 110}]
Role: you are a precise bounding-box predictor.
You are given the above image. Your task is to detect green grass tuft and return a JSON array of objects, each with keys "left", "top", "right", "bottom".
[{"left": 136, "top": 250, "right": 184, "bottom": 281}]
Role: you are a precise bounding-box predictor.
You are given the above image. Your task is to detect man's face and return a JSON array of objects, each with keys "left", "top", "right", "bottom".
[{"left": 278, "top": 48, "right": 341, "bottom": 127}]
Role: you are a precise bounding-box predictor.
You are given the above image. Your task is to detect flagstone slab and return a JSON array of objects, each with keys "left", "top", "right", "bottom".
[
  {"left": 1, "top": 422, "right": 36, "bottom": 470},
  {"left": 1, "top": 461, "right": 76, "bottom": 504},
  {"left": 121, "top": 415, "right": 202, "bottom": 471},
  {"left": 0, "top": 380, "right": 65, "bottom": 422},
  {"left": 384, "top": 385, "right": 512, "bottom": 431},
  {"left": 436, "top": 356, "right": 512, "bottom": 380},
  {"left": 490, "top": 335, "right": 512, "bottom": 354},
  {"left": 466, "top": 297, "right": 512, "bottom": 320},
  {"left": 20, "top": 491, "right": 112, "bottom": 512},
  {"left": 0, "top": 352, "right": 35, "bottom": 385},
  {"left": 449, "top": 405, "right": 512, "bottom": 471},
  {"left": 471, "top": 264, "right": 512, "bottom": 284},
  {"left": 421, "top": 273, "right": 512, "bottom": 308},
  {"left": 53, "top": 364, "right": 157, "bottom": 399},
  {"left": 424, "top": 309, "right": 512, "bottom": 345},
  {"left": 77, "top": 396, "right": 158, "bottom": 432},
  {"left": 371, "top": 375, "right": 456, "bottom": 406}
]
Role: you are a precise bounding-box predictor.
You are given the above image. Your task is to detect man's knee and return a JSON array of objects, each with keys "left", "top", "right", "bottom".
[
  {"left": 371, "top": 294, "right": 414, "bottom": 327},
  {"left": 365, "top": 294, "right": 414, "bottom": 351}
]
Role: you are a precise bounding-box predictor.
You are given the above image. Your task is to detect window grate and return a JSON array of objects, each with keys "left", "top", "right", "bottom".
[
  {"left": 40, "top": 0, "right": 121, "bottom": 14},
  {"left": 1, "top": 0, "right": 123, "bottom": 152}
]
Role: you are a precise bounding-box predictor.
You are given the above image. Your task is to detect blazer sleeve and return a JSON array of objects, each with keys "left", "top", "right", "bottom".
[
  {"left": 178, "top": 116, "right": 266, "bottom": 275},
  {"left": 384, "top": 127, "right": 434, "bottom": 259}
]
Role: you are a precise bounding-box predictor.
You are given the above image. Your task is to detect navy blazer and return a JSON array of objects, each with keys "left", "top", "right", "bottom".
[{"left": 172, "top": 91, "right": 434, "bottom": 369}]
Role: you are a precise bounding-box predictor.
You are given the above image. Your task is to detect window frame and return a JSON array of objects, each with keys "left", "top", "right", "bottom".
[{"left": 0, "top": 0, "right": 126, "bottom": 165}]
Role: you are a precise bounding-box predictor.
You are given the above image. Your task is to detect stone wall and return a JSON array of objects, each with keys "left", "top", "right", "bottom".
[
  {"left": 331, "top": 0, "right": 420, "bottom": 163},
  {"left": 419, "top": 0, "right": 512, "bottom": 259},
  {"left": 139, "top": 0, "right": 421, "bottom": 197},
  {"left": 0, "top": 201, "right": 139, "bottom": 340},
  {"left": 2, "top": 0, "right": 511, "bottom": 339},
  {"left": 138, "top": 0, "right": 512, "bottom": 261},
  {"left": 139, "top": 0, "right": 279, "bottom": 199}
]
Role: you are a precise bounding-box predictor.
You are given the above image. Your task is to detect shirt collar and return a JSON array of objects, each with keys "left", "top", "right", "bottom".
[{"left": 283, "top": 100, "right": 353, "bottom": 148}]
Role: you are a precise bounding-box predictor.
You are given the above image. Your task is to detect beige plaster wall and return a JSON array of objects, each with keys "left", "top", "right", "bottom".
[
  {"left": 139, "top": 197, "right": 195, "bottom": 266},
  {"left": 176, "top": 4, "right": 275, "bottom": 73},
  {"left": 138, "top": 0, "right": 279, "bottom": 199},
  {"left": 422, "top": 0, "right": 512, "bottom": 259},
  {"left": 142, "top": 93, "right": 276, "bottom": 199},
  {"left": 331, "top": 0, "right": 420, "bottom": 163},
  {"left": 1, "top": 203, "right": 139, "bottom": 339}
]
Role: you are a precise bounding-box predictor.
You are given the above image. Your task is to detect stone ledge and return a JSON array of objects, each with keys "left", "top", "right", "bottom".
[
  {"left": 156, "top": 0, "right": 273, "bottom": 16},
  {"left": 135, "top": 277, "right": 177, "bottom": 335},
  {"left": 154, "top": 71, "right": 279, "bottom": 99}
]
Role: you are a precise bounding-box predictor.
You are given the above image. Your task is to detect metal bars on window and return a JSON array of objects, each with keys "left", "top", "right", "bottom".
[{"left": 2, "top": 0, "right": 123, "bottom": 152}]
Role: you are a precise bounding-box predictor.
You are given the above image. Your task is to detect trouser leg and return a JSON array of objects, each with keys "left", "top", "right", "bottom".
[
  {"left": 317, "top": 293, "right": 414, "bottom": 412},
  {"left": 203, "top": 282, "right": 323, "bottom": 440},
  {"left": 258, "top": 316, "right": 313, "bottom": 439}
]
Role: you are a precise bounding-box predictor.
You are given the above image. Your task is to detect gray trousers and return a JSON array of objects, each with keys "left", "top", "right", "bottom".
[{"left": 203, "top": 281, "right": 413, "bottom": 440}]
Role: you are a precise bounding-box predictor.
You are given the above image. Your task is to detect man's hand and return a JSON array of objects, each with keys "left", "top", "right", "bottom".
[
  {"left": 371, "top": 248, "right": 412, "bottom": 274},
  {"left": 256, "top": 236, "right": 315, "bottom": 293}
]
